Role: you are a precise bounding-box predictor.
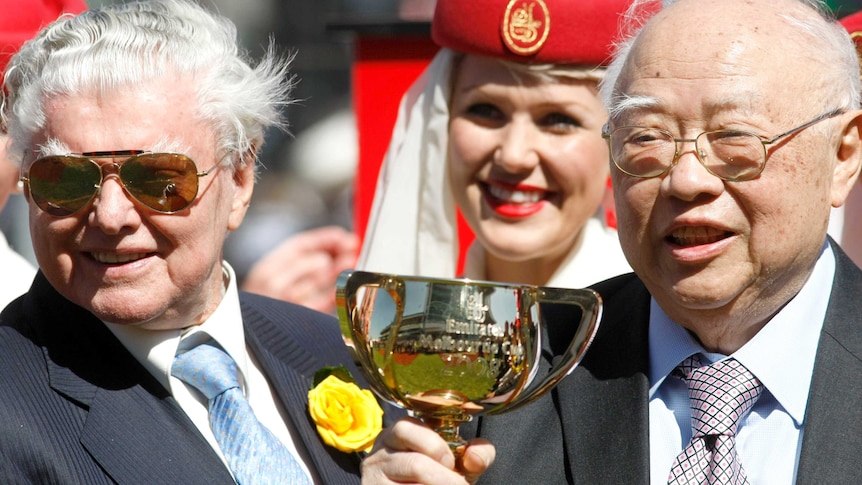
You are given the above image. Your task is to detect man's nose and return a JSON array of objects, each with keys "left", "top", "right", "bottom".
[{"left": 89, "top": 171, "right": 142, "bottom": 234}]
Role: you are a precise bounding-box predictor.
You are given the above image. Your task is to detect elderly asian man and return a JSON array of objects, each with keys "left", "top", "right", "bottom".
[{"left": 361, "top": 0, "right": 862, "bottom": 483}]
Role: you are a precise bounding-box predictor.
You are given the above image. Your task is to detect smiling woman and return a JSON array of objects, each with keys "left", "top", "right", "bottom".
[{"left": 357, "top": 0, "right": 633, "bottom": 288}]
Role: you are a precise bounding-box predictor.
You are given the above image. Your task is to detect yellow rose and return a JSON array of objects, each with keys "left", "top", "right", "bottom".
[{"left": 308, "top": 374, "right": 384, "bottom": 453}]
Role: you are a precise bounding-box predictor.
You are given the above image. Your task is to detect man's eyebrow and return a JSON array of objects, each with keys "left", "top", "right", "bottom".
[
  {"left": 35, "top": 137, "right": 191, "bottom": 157},
  {"left": 35, "top": 138, "right": 72, "bottom": 157},
  {"left": 607, "top": 94, "right": 660, "bottom": 121},
  {"left": 148, "top": 137, "right": 191, "bottom": 154},
  {"left": 608, "top": 93, "right": 763, "bottom": 123}
]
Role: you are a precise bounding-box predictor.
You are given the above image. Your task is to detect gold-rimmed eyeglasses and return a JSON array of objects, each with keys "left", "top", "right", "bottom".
[
  {"left": 20, "top": 150, "right": 221, "bottom": 217},
  {"left": 601, "top": 109, "right": 845, "bottom": 182}
]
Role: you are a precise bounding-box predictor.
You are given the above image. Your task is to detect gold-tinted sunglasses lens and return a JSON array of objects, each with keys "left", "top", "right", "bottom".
[
  {"left": 27, "top": 156, "right": 101, "bottom": 217},
  {"left": 120, "top": 153, "right": 199, "bottom": 213}
]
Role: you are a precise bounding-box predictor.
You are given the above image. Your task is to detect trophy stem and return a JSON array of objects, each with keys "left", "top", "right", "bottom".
[{"left": 414, "top": 413, "right": 468, "bottom": 457}]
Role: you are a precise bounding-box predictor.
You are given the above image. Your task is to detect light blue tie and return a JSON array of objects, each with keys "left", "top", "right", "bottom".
[{"left": 172, "top": 341, "right": 312, "bottom": 485}]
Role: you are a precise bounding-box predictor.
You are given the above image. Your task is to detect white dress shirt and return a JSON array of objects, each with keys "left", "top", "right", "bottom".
[
  {"left": 648, "top": 242, "right": 834, "bottom": 484},
  {"left": 105, "top": 261, "right": 316, "bottom": 484}
]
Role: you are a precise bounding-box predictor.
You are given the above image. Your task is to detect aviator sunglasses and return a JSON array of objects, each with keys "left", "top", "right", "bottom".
[{"left": 20, "top": 150, "right": 220, "bottom": 217}]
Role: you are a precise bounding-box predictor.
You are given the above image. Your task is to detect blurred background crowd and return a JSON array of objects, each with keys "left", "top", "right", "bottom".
[{"left": 3, "top": 0, "right": 862, "bottom": 286}]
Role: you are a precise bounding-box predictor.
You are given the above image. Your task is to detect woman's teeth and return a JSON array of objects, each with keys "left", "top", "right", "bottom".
[{"left": 487, "top": 184, "right": 543, "bottom": 204}]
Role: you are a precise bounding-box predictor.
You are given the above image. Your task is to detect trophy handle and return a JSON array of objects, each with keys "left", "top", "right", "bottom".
[
  {"left": 335, "top": 270, "right": 407, "bottom": 404},
  {"left": 488, "top": 287, "right": 602, "bottom": 414}
]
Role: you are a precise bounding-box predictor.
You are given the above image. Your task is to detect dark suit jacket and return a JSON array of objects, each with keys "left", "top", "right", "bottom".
[
  {"left": 0, "top": 272, "right": 385, "bottom": 484},
  {"left": 465, "top": 243, "right": 862, "bottom": 484}
]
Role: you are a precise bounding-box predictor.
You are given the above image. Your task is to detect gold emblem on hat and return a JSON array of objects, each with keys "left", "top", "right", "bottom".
[
  {"left": 502, "top": 0, "right": 550, "bottom": 56},
  {"left": 851, "top": 31, "right": 862, "bottom": 83}
]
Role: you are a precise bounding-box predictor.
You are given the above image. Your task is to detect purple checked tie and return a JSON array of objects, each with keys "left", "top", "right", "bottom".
[
  {"left": 172, "top": 342, "right": 312, "bottom": 485},
  {"left": 667, "top": 355, "right": 763, "bottom": 485}
]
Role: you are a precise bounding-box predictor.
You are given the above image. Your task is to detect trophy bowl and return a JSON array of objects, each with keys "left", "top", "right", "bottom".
[{"left": 336, "top": 270, "right": 602, "bottom": 453}]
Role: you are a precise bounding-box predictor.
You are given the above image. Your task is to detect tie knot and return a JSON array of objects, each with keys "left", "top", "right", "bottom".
[
  {"left": 676, "top": 356, "right": 762, "bottom": 438},
  {"left": 172, "top": 342, "right": 240, "bottom": 400}
]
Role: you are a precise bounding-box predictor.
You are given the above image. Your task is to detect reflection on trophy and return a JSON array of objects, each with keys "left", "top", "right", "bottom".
[{"left": 336, "top": 271, "right": 602, "bottom": 453}]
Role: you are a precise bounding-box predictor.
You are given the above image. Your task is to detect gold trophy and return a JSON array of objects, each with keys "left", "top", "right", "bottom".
[{"left": 336, "top": 270, "right": 602, "bottom": 453}]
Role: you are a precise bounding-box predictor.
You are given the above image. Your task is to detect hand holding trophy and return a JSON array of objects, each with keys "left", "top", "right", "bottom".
[{"left": 336, "top": 271, "right": 602, "bottom": 454}]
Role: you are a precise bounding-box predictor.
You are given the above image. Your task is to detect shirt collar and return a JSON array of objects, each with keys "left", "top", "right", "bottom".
[
  {"left": 104, "top": 261, "right": 249, "bottom": 391},
  {"left": 649, "top": 241, "right": 834, "bottom": 425}
]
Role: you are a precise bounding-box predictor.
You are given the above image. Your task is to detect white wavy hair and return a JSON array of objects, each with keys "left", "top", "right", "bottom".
[{"left": 1, "top": 0, "right": 295, "bottom": 170}]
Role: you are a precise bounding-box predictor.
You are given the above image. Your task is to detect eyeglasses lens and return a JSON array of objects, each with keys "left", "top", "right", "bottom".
[
  {"left": 28, "top": 157, "right": 102, "bottom": 217},
  {"left": 122, "top": 154, "right": 199, "bottom": 213},
  {"left": 609, "top": 128, "right": 674, "bottom": 178},
  {"left": 700, "top": 132, "right": 764, "bottom": 180}
]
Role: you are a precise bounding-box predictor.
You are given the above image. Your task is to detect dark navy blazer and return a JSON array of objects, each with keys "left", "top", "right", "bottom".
[{"left": 0, "top": 272, "right": 384, "bottom": 484}]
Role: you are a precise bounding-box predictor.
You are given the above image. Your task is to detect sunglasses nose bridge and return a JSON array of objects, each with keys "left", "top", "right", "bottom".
[
  {"left": 91, "top": 161, "right": 144, "bottom": 218},
  {"left": 92, "top": 162, "right": 131, "bottom": 208},
  {"left": 94, "top": 162, "right": 123, "bottom": 190}
]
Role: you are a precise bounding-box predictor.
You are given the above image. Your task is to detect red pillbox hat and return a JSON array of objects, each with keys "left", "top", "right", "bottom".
[
  {"left": 841, "top": 10, "right": 862, "bottom": 43},
  {"left": 0, "top": 0, "right": 88, "bottom": 73},
  {"left": 431, "top": 0, "right": 633, "bottom": 65}
]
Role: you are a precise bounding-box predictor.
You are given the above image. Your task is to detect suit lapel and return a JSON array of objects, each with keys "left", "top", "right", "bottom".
[
  {"left": 80, "top": 380, "right": 233, "bottom": 483},
  {"left": 29, "top": 276, "right": 232, "bottom": 484},
  {"left": 796, "top": 246, "right": 862, "bottom": 483},
  {"left": 242, "top": 296, "right": 362, "bottom": 485},
  {"left": 558, "top": 273, "right": 651, "bottom": 483},
  {"left": 465, "top": 274, "right": 652, "bottom": 483}
]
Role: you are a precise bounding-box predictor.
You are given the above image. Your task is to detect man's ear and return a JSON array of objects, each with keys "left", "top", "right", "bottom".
[
  {"left": 832, "top": 109, "right": 862, "bottom": 208},
  {"left": 227, "top": 149, "right": 256, "bottom": 231}
]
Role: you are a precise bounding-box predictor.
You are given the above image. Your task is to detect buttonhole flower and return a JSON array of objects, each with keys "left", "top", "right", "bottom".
[{"left": 308, "top": 365, "right": 383, "bottom": 454}]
